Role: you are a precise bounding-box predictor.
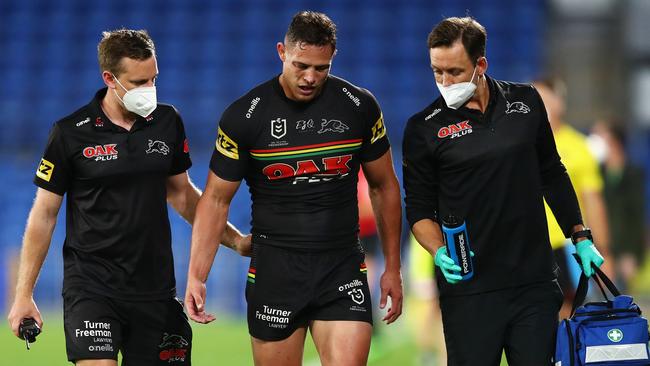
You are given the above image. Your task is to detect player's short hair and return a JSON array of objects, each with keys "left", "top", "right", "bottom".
[
  {"left": 285, "top": 11, "right": 337, "bottom": 51},
  {"left": 98, "top": 29, "right": 155, "bottom": 76},
  {"left": 428, "top": 17, "right": 486, "bottom": 65}
]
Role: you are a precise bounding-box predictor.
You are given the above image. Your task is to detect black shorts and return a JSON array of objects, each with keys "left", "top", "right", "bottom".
[
  {"left": 63, "top": 290, "right": 192, "bottom": 365},
  {"left": 439, "top": 280, "right": 563, "bottom": 366},
  {"left": 246, "top": 243, "right": 373, "bottom": 341}
]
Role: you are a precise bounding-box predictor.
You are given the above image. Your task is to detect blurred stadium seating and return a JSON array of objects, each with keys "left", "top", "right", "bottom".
[{"left": 8, "top": 0, "right": 641, "bottom": 318}]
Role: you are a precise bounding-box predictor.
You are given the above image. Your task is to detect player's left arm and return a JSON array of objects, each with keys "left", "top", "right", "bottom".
[
  {"left": 362, "top": 150, "right": 403, "bottom": 324},
  {"left": 166, "top": 173, "right": 251, "bottom": 256}
]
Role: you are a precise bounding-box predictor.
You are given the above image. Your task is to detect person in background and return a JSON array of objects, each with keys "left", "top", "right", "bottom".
[
  {"left": 590, "top": 120, "right": 646, "bottom": 291},
  {"left": 533, "top": 77, "right": 613, "bottom": 318}
]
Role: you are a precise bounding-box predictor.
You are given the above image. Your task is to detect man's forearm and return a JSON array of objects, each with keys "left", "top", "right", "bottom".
[
  {"left": 369, "top": 183, "right": 402, "bottom": 271},
  {"left": 15, "top": 211, "right": 56, "bottom": 298},
  {"left": 187, "top": 195, "right": 229, "bottom": 282}
]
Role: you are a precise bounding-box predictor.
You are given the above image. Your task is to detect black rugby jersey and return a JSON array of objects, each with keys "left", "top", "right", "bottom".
[
  {"left": 34, "top": 88, "right": 191, "bottom": 300},
  {"left": 403, "top": 77, "right": 582, "bottom": 297},
  {"left": 210, "top": 75, "right": 390, "bottom": 249}
]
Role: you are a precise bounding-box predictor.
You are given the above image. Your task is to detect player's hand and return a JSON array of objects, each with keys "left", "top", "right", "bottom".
[
  {"left": 7, "top": 296, "right": 43, "bottom": 338},
  {"left": 575, "top": 239, "right": 604, "bottom": 277},
  {"left": 379, "top": 269, "right": 403, "bottom": 324},
  {"left": 184, "top": 278, "right": 216, "bottom": 324},
  {"left": 233, "top": 234, "right": 252, "bottom": 257}
]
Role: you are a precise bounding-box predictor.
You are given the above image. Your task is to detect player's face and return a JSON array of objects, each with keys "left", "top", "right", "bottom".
[
  {"left": 106, "top": 56, "right": 159, "bottom": 100},
  {"left": 429, "top": 41, "right": 482, "bottom": 87},
  {"left": 278, "top": 41, "right": 334, "bottom": 102}
]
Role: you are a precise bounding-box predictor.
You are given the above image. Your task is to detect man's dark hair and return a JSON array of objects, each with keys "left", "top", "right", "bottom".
[
  {"left": 427, "top": 17, "right": 486, "bottom": 65},
  {"left": 285, "top": 11, "right": 337, "bottom": 50},
  {"left": 98, "top": 29, "right": 155, "bottom": 76}
]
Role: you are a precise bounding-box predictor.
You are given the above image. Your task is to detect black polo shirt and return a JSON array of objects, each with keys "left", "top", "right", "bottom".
[
  {"left": 403, "top": 76, "right": 583, "bottom": 297},
  {"left": 34, "top": 88, "right": 191, "bottom": 301},
  {"left": 209, "top": 75, "right": 390, "bottom": 249}
]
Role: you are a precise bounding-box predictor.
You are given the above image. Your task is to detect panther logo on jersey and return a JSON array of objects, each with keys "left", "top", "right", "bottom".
[
  {"left": 318, "top": 119, "right": 349, "bottom": 134},
  {"left": 146, "top": 140, "right": 170, "bottom": 155},
  {"left": 506, "top": 101, "right": 530, "bottom": 114}
]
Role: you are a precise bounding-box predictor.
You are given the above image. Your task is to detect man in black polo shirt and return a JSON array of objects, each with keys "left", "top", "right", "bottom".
[
  {"left": 403, "top": 17, "right": 605, "bottom": 365},
  {"left": 7, "top": 29, "right": 249, "bottom": 365},
  {"left": 185, "top": 11, "right": 403, "bottom": 366}
]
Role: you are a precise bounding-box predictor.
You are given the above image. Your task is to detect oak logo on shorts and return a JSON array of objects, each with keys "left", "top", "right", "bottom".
[
  {"left": 370, "top": 114, "right": 386, "bottom": 144},
  {"left": 271, "top": 118, "right": 287, "bottom": 139},
  {"left": 216, "top": 127, "right": 239, "bottom": 160},
  {"left": 83, "top": 144, "right": 118, "bottom": 161},
  {"left": 36, "top": 158, "right": 54, "bottom": 182},
  {"left": 158, "top": 333, "right": 188, "bottom": 363},
  {"left": 437, "top": 120, "right": 472, "bottom": 139}
]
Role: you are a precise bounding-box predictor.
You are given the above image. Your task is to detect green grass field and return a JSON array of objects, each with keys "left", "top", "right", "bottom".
[{"left": 3, "top": 315, "right": 424, "bottom": 365}]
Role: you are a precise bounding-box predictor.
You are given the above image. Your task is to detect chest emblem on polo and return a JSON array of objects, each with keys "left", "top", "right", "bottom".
[
  {"left": 318, "top": 119, "right": 349, "bottom": 134},
  {"left": 146, "top": 140, "right": 170, "bottom": 155},
  {"left": 437, "top": 120, "right": 473, "bottom": 139},
  {"left": 271, "top": 118, "right": 287, "bottom": 139},
  {"left": 83, "top": 144, "right": 118, "bottom": 161},
  {"left": 506, "top": 101, "right": 530, "bottom": 114}
]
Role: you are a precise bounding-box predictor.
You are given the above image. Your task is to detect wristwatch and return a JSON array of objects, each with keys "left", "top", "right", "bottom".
[{"left": 571, "top": 228, "right": 593, "bottom": 245}]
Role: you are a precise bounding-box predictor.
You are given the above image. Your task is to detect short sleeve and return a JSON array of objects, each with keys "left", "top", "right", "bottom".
[
  {"left": 209, "top": 106, "right": 250, "bottom": 182},
  {"left": 169, "top": 111, "right": 192, "bottom": 175},
  {"left": 33, "top": 123, "right": 70, "bottom": 195},
  {"left": 359, "top": 90, "right": 390, "bottom": 162}
]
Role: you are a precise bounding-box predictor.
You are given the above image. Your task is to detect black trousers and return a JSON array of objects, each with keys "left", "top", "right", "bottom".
[{"left": 439, "top": 280, "right": 563, "bottom": 366}]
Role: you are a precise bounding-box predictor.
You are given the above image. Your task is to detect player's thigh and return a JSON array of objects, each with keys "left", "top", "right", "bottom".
[
  {"left": 121, "top": 297, "right": 192, "bottom": 366},
  {"left": 63, "top": 292, "right": 122, "bottom": 364},
  {"left": 76, "top": 360, "right": 118, "bottom": 366},
  {"left": 251, "top": 326, "right": 308, "bottom": 366},
  {"left": 310, "top": 320, "right": 372, "bottom": 366}
]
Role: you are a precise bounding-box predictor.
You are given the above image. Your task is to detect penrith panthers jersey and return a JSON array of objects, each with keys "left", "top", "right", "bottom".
[{"left": 210, "top": 75, "right": 390, "bottom": 249}]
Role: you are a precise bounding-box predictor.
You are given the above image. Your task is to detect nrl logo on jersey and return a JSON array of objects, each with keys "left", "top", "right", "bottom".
[
  {"left": 437, "top": 120, "right": 472, "bottom": 139},
  {"left": 271, "top": 118, "right": 286, "bottom": 139}
]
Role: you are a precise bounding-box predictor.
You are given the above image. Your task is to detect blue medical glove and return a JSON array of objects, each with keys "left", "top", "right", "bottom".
[
  {"left": 575, "top": 239, "right": 604, "bottom": 277},
  {"left": 434, "top": 246, "right": 474, "bottom": 284}
]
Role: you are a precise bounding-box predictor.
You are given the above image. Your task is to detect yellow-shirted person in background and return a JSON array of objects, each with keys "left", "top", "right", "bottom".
[
  {"left": 533, "top": 77, "right": 613, "bottom": 318},
  {"left": 408, "top": 235, "right": 446, "bottom": 365}
]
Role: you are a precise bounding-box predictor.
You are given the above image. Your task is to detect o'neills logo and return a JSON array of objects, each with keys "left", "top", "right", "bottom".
[
  {"left": 246, "top": 97, "right": 261, "bottom": 119},
  {"left": 83, "top": 144, "right": 118, "bottom": 161},
  {"left": 437, "top": 120, "right": 472, "bottom": 139}
]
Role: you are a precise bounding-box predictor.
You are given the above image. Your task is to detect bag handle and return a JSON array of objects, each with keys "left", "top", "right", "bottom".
[{"left": 570, "top": 253, "right": 621, "bottom": 317}]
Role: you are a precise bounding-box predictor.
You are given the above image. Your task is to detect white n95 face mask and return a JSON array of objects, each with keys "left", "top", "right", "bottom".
[
  {"left": 112, "top": 74, "right": 157, "bottom": 117},
  {"left": 436, "top": 66, "right": 478, "bottom": 110}
]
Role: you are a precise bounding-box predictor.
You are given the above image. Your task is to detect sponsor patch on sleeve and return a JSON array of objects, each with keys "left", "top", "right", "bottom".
[
  {"left": 370, "top": 113, "right": 386, "bottom": 144},
  {"left": 36, "top": 158, "right": 54, "bottom": 182},
  {"left": 216, "top": 127, "right": 239, "bottom": 160}
]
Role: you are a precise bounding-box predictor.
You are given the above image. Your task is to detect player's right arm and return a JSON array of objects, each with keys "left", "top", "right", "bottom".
[
  {"left": 185, "top": 172, "right": 241, "bottom": 323},
  {"left": 7, "top": 188, "right": 63, "bottom": 337}
]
